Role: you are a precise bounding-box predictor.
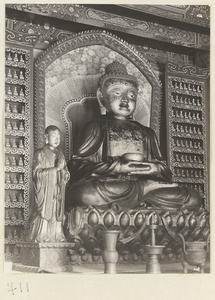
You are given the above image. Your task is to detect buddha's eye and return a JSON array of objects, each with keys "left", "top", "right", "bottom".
[
  {"left": 115, "top": 90, "right": 121, "bottom": 96},
  {"left": 127, "top": 90, "right": 137, "bottom": 100},
  {"left": 111, "top": 89, "right": 122, "bottom": 96}
]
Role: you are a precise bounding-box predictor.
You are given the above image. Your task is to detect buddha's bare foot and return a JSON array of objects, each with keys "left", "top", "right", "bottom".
[
  {"left": 55, "top": 234, "right": 67, "bottom": 242},
  {"left": 37, "top": 234, "right": 51, "bottom": 243}
]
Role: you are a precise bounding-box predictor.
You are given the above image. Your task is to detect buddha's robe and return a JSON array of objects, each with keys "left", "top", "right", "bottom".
[
  {"left": 66, "top": 116, "right": 202, "bottom": 212},
  {"left": 27, "top": 145, "right": 68, "bottom": 242}
]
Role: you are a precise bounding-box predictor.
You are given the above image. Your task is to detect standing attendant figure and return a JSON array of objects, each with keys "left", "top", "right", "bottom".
[{"left": 27, "top": 125, "right": 70, "bottom": 242}]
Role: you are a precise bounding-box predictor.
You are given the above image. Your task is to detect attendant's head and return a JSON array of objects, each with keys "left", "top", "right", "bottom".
[
  {"left": 97, "top": 61, "right": 138, "bottom": 119},
  {"left": 45, "top": 125, "right": 61, "bottom": 149}
]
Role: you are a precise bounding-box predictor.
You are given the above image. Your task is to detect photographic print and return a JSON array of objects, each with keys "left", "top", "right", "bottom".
[{"left": 1, "top": 1, "right": 214, "bottom": 299}]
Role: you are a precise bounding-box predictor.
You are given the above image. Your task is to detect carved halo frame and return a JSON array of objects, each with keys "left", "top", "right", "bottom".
[{"left": 34, "top": 30, "right": 162, "bottom": 150}]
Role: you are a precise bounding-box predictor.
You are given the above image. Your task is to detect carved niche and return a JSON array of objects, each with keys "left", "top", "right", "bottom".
[{"left": 34, "top": 30, "right": 162, "bottom": 159}]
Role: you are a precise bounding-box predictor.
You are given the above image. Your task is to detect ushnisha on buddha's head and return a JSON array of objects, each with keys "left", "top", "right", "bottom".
[
  {"left": 45, "top": 125, "right": 61, "bottom": 149},
  {"left": 97, "top": 60, "right": 139, "bottom": 120}
]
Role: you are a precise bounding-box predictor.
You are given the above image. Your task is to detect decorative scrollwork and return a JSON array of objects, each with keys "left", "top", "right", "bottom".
[
  {"left": 5, "top": 202, "right": 25, "bottom": 208},
  {"left": 5, "top": 148, "right": 25, "bottom": 155},
  {"left": 5, "top": 183, "right": 25, "bottom": 190},
  {"left": 5, "top": 95, "right": 26, "bottom": 103},
  {"left": 5, "top": 78, "right": 27, "bottom": 86},
  {"left": 5, "top": 112, "right": 26, "bottom": 120},
  {"left": 6, "top": 28, "right": 38, "bottom": 47},
  {"left": 4, "top": 129, "right": 26, "bottom": 137},
  {"left": 5, "top": 220, "right": 25, "bottom": 226},
  {"left": 5, "top": 166, "right": 25, "bottom": 173},
  {"left": 5, "top": 60, "right": 26, "bottom": 69},
  {"left": 167, "top": 63, "right": 210, "bottom": 79}
]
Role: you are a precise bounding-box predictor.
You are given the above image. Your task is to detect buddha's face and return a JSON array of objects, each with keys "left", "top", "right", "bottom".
[
  {"left": 99, "top": 79, "right": 138, "bottom": 119},
  {"left": 46, "top": 129, "right": 61, "bottom": 149}
]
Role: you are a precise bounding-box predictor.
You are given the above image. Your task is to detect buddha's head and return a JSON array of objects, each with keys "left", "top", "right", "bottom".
[
  {"left": 97, "top": 61, "right": 138, "bottom": 119},
  {"left": 45, "top": 125, "right": 61, "bottom": 149}
]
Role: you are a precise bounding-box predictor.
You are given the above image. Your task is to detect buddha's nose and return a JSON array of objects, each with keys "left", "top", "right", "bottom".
[{"left": 121, "top": 97, "right": 129, "bottom": 104}]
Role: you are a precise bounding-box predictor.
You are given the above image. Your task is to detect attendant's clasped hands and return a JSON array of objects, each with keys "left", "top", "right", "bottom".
[{"left": 55, "top": 157, "right": 65, "bottom": 171}]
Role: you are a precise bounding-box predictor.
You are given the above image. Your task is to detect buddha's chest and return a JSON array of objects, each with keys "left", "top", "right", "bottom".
[{"left": 107, "top": 121, "right": 147, "bottom": 157}]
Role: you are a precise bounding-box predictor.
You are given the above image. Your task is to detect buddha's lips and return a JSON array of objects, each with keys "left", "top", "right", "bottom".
[{"left": 119, "top": 103, "right": 129, "bottom": 109}]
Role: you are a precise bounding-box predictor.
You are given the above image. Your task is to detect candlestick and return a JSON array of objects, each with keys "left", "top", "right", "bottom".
[
  {"left": 144, "top": 214, "right": 164, "bottom": 273},
  {"left": 151, "top": 215, "right": 155, "bottom": 246}
]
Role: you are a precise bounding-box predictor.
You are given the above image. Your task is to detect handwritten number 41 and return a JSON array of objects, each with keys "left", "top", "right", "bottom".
[{"left": 8, "top": 282, "right": 29, "bottom": 295}]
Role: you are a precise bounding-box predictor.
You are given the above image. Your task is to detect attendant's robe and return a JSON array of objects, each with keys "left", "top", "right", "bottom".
[{"left": 27, "top": 145, "right": 68, "bottom": 242}]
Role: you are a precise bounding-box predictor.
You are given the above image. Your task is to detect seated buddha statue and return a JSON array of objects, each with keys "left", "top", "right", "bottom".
[{"left": 66, "top": 60, "right": 202, "bottom": 212}]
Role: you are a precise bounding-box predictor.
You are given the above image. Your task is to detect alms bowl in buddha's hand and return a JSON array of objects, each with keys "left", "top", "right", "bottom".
[{"left": 121, "top": 153, "right": 145, "bottom": 163}]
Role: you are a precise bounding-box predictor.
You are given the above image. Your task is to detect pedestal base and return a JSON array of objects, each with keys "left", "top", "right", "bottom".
[{"left": 15, "top": 242, "right": 74, "bottom": 273}]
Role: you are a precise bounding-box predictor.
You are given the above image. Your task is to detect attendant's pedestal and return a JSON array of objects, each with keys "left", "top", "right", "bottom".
[{"left": 13, "top": 242, "right": 74, "bottom": 273}]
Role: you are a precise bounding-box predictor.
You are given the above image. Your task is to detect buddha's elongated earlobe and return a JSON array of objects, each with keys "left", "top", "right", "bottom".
[
  {"left": 97, "top": 88, "right": 104, "bottom": 105},
  {"left": 45, "top": 134, "right": 48, "bottom": 144}
]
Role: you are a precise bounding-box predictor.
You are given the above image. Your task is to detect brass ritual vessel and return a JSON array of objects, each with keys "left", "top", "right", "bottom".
[{"left": 179, "top": 233, "right": 209, "bottom": 273}]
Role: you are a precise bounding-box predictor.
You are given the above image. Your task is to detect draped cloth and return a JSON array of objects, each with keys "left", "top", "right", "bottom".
[
  {"left": 66, "top": 116, "right": 202, "bottom": 212},
  {"left": 27, "top": 145, "right": 69, "bottom": 242}
]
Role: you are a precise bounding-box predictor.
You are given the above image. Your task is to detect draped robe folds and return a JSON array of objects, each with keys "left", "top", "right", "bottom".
[
  {"left": 27, "top": 145, "right": 68, "bottom": 242},
  {"left": 66, "top": 116, "right": 202, "bottom": 212}
]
